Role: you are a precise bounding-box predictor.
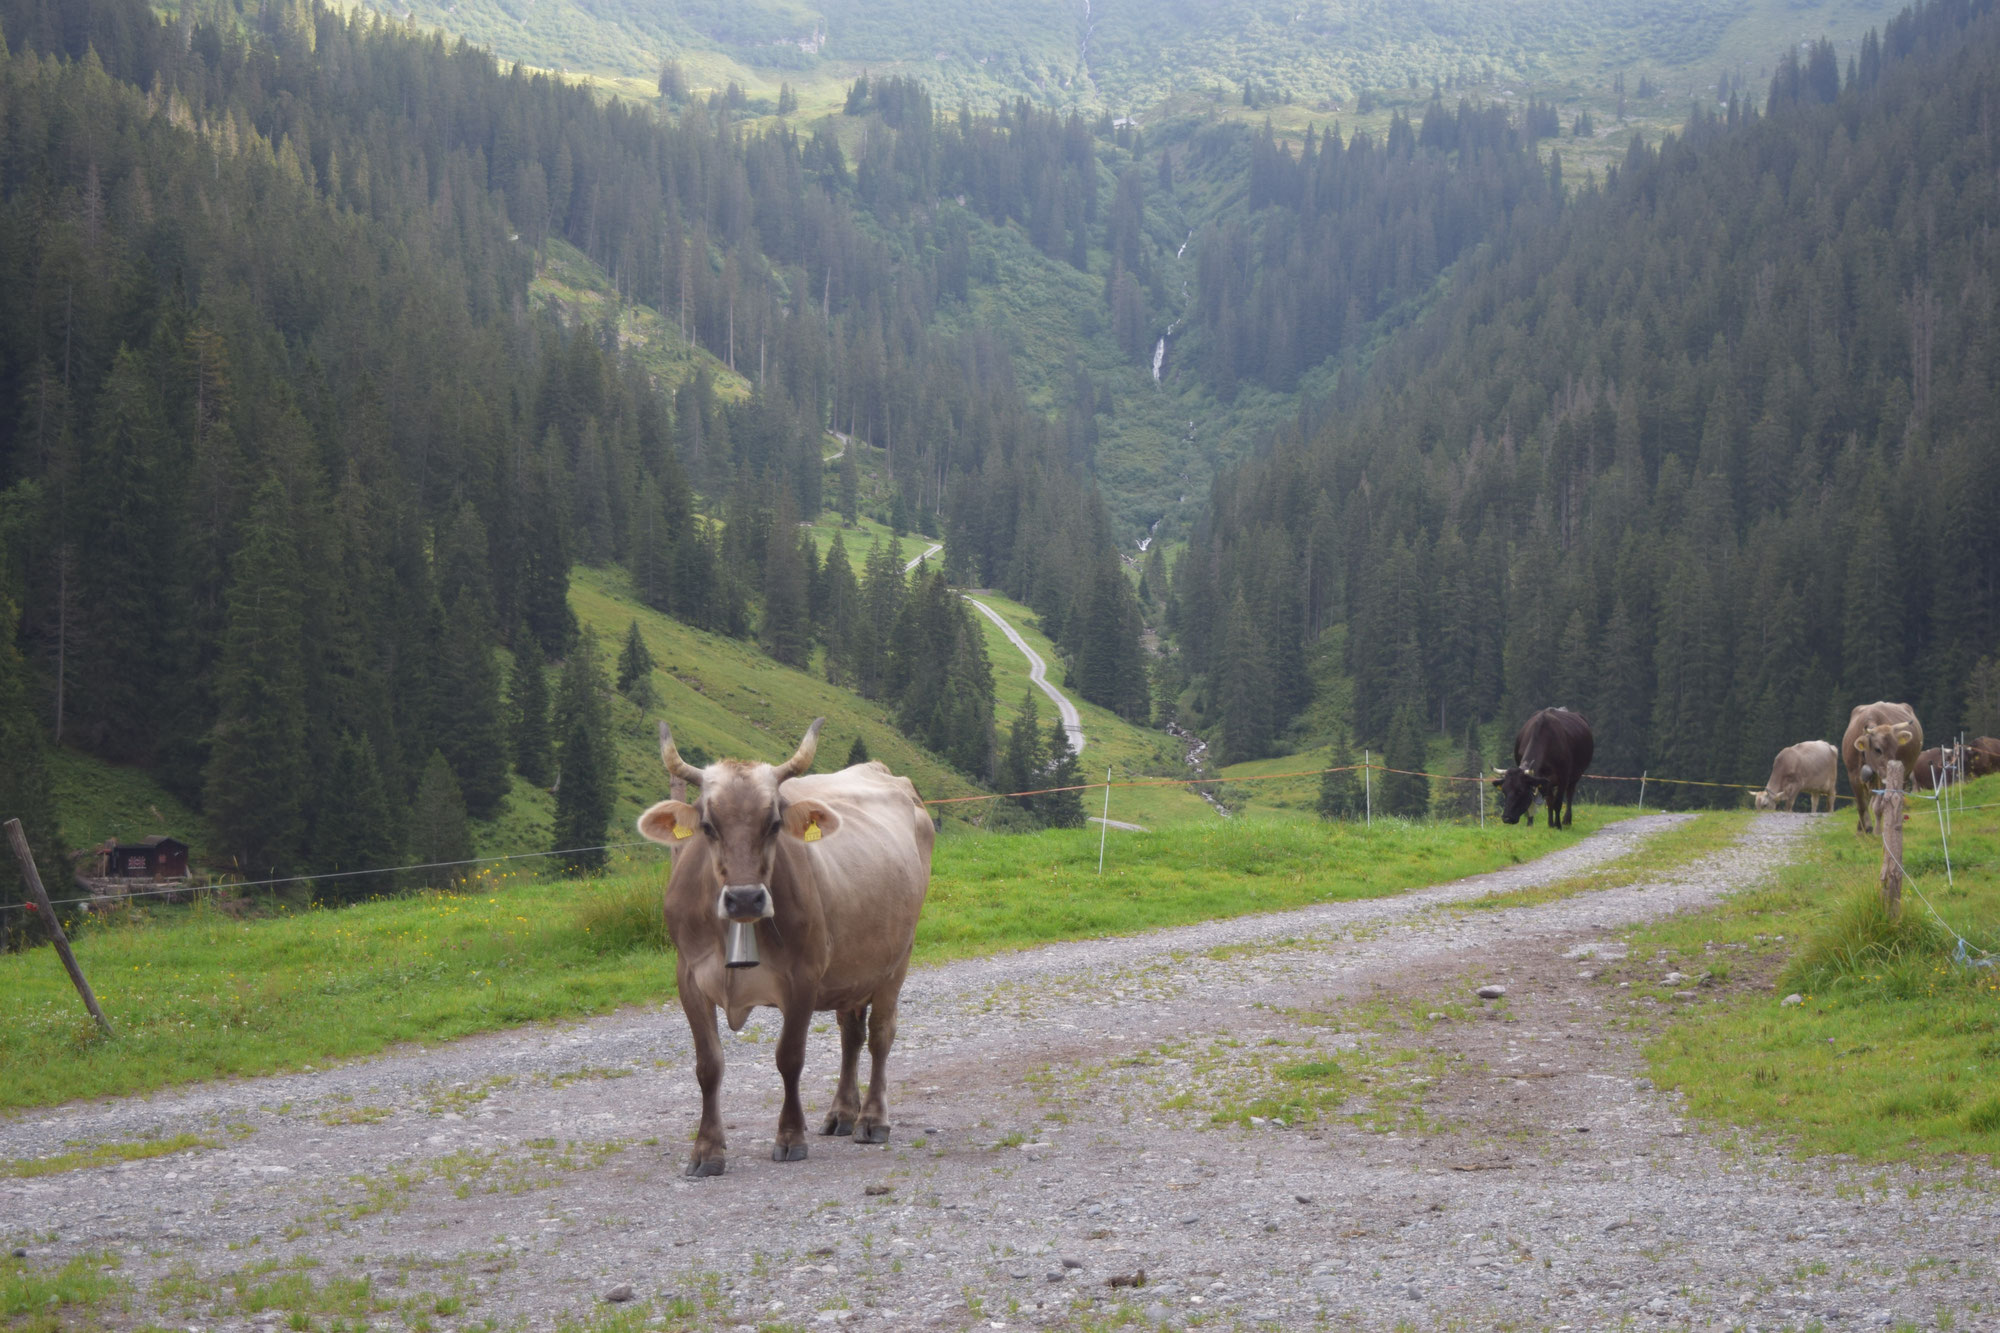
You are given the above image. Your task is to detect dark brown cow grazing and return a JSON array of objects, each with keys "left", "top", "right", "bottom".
[
  {"left": 638, "top": 718, "right": 933, "bottom": 1177},
  {"left": 1966, "top": 738, "right": 2000, "bottom": 778},
  {"left": 1841, "top": 701, "right": 1923, "bottom": 834},
  {"left": 1911, "top": 746, "right": 1957, "bottom": 793},
  {"left": 1492, "top": 708, "right": 1594, "bottom": 829}
]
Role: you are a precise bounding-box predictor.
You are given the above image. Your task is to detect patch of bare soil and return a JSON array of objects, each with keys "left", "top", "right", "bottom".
[{"left": 5, "top": 814, "right": 1996, "bottom": 1331}]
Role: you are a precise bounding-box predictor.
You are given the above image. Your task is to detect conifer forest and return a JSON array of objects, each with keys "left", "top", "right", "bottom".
[{"left": 3, "top": 0, "right": 1999, "bottom": 916}]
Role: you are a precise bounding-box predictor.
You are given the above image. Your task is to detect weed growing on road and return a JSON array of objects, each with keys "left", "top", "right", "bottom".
[
  {"left": 1, "top": 1132, "right": 213, "bottom": 1178},
  {"left": 1454, "top": 812, "right": 1747, "bottom": 912},
  {"left": 2, "top": 1251, "right": 126, "bottom": 1330}
]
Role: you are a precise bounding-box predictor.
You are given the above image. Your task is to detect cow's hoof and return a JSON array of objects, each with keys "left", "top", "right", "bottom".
[
  {"left": 856, "top": 1123, "right": 891, "bottom": 1145},
  {"left": 685, "top": 1157, "right": 725, "bottom": 1178},
  {"left": 772, "top": 1142, "right": 808, "bottom": 1163},
  {"left": 820, "top": 1112, "right": 856, "bottom": 1137}
]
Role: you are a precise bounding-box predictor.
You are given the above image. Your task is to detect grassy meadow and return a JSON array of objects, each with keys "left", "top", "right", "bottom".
[
  {"left": 0, "top": 806, "right": 1635, "bottom": 1111},
  {"left": 1639, "top": 776, "right": 2000, "bottom": 1161}
]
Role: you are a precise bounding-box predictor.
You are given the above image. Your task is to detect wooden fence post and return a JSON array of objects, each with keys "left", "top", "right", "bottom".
[
  {"left": 1874, "top": 760, "right": 1905, "bottom": 921},
  {"left": 5, "top": 818, "right": 113, "bottom": 1037}
]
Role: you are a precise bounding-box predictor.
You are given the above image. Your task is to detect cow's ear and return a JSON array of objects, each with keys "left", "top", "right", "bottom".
[
  {"left": 1893, "top": 728, "right": 1913, "bottom": 745},
  {"left": 638, "top": 800, "right": 701, "bottom": 845},
  {"left": 783, "top": 799, "right": 841, "bottom": 844}
]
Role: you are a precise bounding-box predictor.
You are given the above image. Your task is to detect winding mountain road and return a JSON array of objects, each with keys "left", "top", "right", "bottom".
[
  {"left": 902, "top": 542, "right": 943, "bottom": 573},
  {"left": 963, "top": 595, "right": 1085, "bottom": 755}
]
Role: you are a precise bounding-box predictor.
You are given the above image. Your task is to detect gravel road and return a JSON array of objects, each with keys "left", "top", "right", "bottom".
[{"left": 5, "top": 813, "right": 1996, "bottom": 1331}]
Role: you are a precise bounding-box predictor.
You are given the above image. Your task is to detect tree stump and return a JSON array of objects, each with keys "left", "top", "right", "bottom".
[{"left": 1874, "top": 759, "right": 1905, "bottom": 920}]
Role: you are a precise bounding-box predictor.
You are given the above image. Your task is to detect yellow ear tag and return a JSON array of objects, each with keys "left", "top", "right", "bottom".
[
  {"left": 803, "top": 821, "right": 822, "bottom": 843},
  {"left": 673, "top": 824, "right": 692, "bottom": 840}
]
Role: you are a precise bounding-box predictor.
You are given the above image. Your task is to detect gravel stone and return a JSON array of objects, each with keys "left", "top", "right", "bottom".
[
  {"left": 1475, "top": 984, "right": 1507, "bottom": 999},
  {"left": 2, "top": 813, "right": 1989, "bottom": 1332}
]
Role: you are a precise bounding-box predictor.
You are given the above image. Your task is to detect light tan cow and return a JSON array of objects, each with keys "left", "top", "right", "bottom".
[
  {"left": 1754, "top": 740, "right": 1839, "bottom": 813},
  {"left": 1841, "top": 702, "right": 1922, "bottom": 835},
  {"left": 637, "top": 718, "right": 933, "bottom": 1177}
]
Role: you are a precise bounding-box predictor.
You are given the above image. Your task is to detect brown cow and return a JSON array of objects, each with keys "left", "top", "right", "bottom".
[
  {"left": 1911, "top": 746, "right": 1962, "bottom": 793},
  {"left": 1966, "top": 737, "right": 2000, "bottom": 778},
  {"left": 1841, "top": 702, "right": 1923, "bottom": 834},
  {"left": 637, "top": 718, "right": 933, "bottom": 1177},
  {"left": 1754, "top": 740, "right": 1839, "bottom": 813}
]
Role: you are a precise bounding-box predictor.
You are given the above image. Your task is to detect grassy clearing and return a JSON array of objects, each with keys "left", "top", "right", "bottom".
[
  {"left": 45, "top": 746, "right": 214, "bottom": 859},
  {"left": 1638, "top": 780, "right": 2000, "bottom": 1162},
  {"left": 0, "top": 807, "right": 1646, "bottom": 1110}
]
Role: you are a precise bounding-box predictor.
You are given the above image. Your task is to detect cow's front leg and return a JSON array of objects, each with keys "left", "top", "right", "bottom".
[
  {"left": 854, "top": 996, "right": 899, "bottom": 1145},
  {"left": 772, "top": 997, "right": 812, "bottom": 1162},
  {"left": 680, "top": 988, "right": 727, "bottom": 1177},
  {"left": 1544, "top": 784, "right": 1560, "bottom": 829},
  {"left": 820, "top": 1007, "right": 865, "bottom": 1137}
]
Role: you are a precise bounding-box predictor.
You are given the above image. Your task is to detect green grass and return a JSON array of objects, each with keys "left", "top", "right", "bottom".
[
  {"left": 46, "top": 746, "right": 214, "bottom": 859},
  {"left": 3, "top": 1133, "right": 213, "bottom": 1179},
  {"left": 1, "top": 1251, "right": 125, "bottom": 1331},
  {"left": 0, "top": 804, "right": 1657, "bottom": 1110},
  {"left": 1638, "top": 778, "right": 2000, "bottom": 1161}
]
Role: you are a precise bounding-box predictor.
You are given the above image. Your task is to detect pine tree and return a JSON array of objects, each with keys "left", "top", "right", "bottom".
[
  {"left": 309, "top": 732, "right": 398, "bottom": 902},
  {"left": 1038, "top": 715, "right": 1087, "bottom": 828},
  {"left": 1380, "top": 702, "right": 1430, "bottom": 819},
  {"left": 1003, "top": 691, "right": 1047, "bottom": 818},
  {"left": 1318, "top": 733, "right": 1363, "bottom": 820},
  {"left": 205, "top": 479, "right": 309, "bottom": 879},
  {"left": 552, "top": 630, "right": 616, "bottom": 873},
  {"left": 838, "top": 448, "right": 860, "bottom": 524},
  {"left": 616, "top": 619, "right": 656, "bottom": 704},
  {"left": 844, "top": 735, "right": 871, "bottom": 767},
  {"left": 407, "top": 750, "right": 474, "bottom": 891},
  {"left": 1219, "top": 591, "right": 1274, "bottom": 764},
  {"left": 508, "top": 626, "right": 553, "bottom": 786},
  {"left": 761, "top": 500, "right": 811, "bottom": 667},
  {"left": 434, "top": 593, "right": 510, "bottom": 820}
]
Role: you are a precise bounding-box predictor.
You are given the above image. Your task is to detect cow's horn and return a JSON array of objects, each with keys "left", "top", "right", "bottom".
[
  {"left": 1493, "top": 766, "right": 1507, "bottom": 775},
  {"left": 658, "top": 720, "right": 705, "bottom": 784},
  {"left": 776, "top": 717, "right": 826, "bottom": 779}
]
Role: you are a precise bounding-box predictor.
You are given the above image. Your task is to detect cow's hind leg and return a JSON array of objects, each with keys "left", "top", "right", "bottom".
[
  {"left": 680, "top": 989, "right": 727, "bottom": 1177},
  {"left": 854, "top": 996, "right": 899, "bottom": 1145},
  {"left": 771, "top": 997, "right": 812, "bottom": 1163},
  {"left": 820, "top": 1007, "right": 866, "bottom": 1137}
]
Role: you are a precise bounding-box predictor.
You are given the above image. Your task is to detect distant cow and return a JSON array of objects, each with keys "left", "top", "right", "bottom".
[
  {"left": 1912, "top": 745, "right": 1969, "bottom": 792},
  {"left": 1755, "top": 740, "right": 1839, "bottom": 813},
  {"left": 638, "top": 718, "right": 934, "bottom": 1177},
  {"left": 1966, "top": 737, "right": 2000, "bottom": 778},
  {"left": 1493, "top": 708, "right": 1594, "bottom": 829},
  {"left": 1841, "top": 701, "right": 1923, "bottom": 834}
]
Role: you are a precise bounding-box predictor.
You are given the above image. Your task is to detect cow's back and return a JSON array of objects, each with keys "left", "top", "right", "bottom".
[
  {"left": 1517, "top": 708, "right": 1594, "bottom": 776},
  {"left": 1796, "top": 740, "right": 1839, "bottom": 790},
  {"left": 780, "top": 763, "right": 932, "bottom": 997}
]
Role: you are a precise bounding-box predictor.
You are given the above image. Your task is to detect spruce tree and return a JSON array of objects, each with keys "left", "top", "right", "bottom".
[
  {"left": 407, "top": 750, "right": 474, "bottom": 891},
  {"left": 435, "top": 593, "right": 510, "bottom": 820},
  {"left": 838, "top": 448, "right": 860, "bottom": 524},
  {"left": 1003, "top": 691, "right": 1047, "bottom": 818},
  {"left": 205, "top": 479, "right": 309, "bottom": 879},
  {"left": 1038, "top": 715, "right": 1087, "bottom": 828},
  {"left": 844, "top": 735, "right": 871, "bottom": 767},
  {"left": 760, "top": 501, "right": 811, "bottom": 668},
  {"left": 820, "top": 533, "right": 862, "bottom": 684},
  {"left": 1318, "top": 733, "right": 1363, "bottom": 821},
  {"left": 552, "top": 631, "right": 616, "bottom": 873},
  {"left": 508, "top": 626, "right": 553, "bottom": 786},
  {"left": 309, "top": 732, "right": 398, "bottom": 902},
  {"left": 616, "top": 619, "right": 656, "bottom": 703},
  {"left": 1219, "top": 591, "right": 1274, "bottom": 764},
  {"left": 1381, "top": 702, "right": 1431, "bottom": 819}
]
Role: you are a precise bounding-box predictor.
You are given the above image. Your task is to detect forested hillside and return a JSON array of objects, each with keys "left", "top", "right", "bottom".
[
  {"left": 1172, "top": 0, "right": 2000, "bottom": 800},
  {"left": 0, "top": 0, "right": 1154, "bottom": 911}
]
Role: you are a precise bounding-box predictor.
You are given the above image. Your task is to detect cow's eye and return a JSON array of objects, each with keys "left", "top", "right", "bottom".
[{"left": 699, "top": 821, "right": 717, "bottom": 840}]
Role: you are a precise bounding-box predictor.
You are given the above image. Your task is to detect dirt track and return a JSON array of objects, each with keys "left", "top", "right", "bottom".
[{"left": 5, "top": 813, "right": 1997, "bottom": 1331}]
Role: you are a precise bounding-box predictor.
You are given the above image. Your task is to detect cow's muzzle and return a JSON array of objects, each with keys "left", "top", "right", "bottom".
[{"left": 719, "top": 884, "right": 774, "bottom": 922}]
